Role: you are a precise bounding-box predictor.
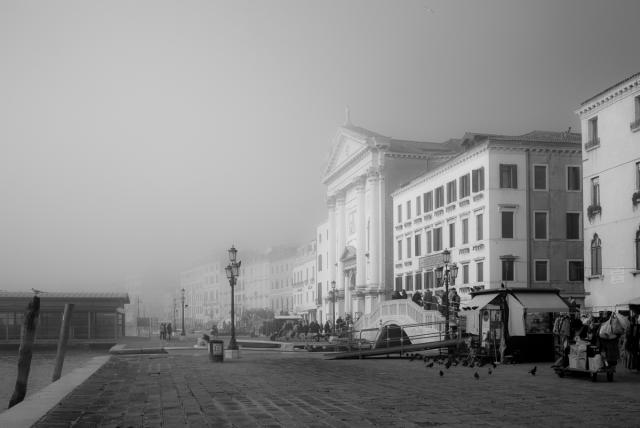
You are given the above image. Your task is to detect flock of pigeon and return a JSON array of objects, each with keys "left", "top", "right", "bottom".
[{"left": 405, "top": 352, "right": 537, "bottom": 380}]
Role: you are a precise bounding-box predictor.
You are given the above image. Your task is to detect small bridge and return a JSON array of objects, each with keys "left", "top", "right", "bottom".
[{"left": 353, "top": 299, "right": 446, "bottom": 344}]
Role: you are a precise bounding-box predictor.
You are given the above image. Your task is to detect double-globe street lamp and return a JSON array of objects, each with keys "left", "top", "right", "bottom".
[
  {"left": 224, "top": 245, "right": 241, "bottom": 351},
  {"left": 330, "top": 280, "right": 336, "bottom": 333},
  {"left": 180, "top": 288, "right": 186, "bottom": 336},
  {"left": 435, "top": 249, "right": 458, "bottom": 339}
]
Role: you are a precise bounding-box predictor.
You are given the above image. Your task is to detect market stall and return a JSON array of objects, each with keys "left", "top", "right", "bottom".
[{"left": 461, "top": 287, "right": 569, "bottom": 362}]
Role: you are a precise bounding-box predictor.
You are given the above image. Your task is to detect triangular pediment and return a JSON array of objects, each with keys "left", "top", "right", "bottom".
[{"left": 323, "top": 127, "right": 372, "bottom": 181}]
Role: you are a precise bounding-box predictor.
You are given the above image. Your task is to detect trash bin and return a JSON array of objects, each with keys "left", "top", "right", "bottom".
[{"left": 209, "top": 339, "right": 224, "bottom": 362}]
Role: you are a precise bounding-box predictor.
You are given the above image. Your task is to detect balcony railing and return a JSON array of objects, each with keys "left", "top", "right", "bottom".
[
  {"left": 584, "top": 137, "right": 600, "bottom": 151},
  {"left": 631, "top": 118, "right": 640, "bottom": 132}
]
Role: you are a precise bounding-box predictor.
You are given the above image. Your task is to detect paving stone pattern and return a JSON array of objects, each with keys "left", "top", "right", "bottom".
[{"left": 34, "top": 350, "right": 640, "bottom": 427}]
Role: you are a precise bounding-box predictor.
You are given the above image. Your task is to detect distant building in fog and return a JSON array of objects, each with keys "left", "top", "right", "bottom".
[
  {"left": 576, "top": 71, "right": 640, "bottom": 311},
  {"left": 292, "top": 240, "right": 317, "bottom": 319},
  {"left": 316, "top": 221, "right": 329, "bottom": 324}
]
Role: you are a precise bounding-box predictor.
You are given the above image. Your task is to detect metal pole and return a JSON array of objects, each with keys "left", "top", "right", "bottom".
[
  {"left": 229, "top": 276, "right": 238, "bottom": 350},
  {"left": 181, "top": 290, "right": 186, "bottom": 336},
  {"left": 332, "top": 290, "right": 336, "bottom": 333},
  {"left": 444, "top": 269, "right": 449, "bottom": 340}
]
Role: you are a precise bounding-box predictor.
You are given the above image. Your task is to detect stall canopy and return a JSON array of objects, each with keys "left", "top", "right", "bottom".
[
  {"left": 511, "top": 292, "right": 569, "bottom": 312},
  {"left": 461, "top": 293, "right": 498, "bottom": 310}
]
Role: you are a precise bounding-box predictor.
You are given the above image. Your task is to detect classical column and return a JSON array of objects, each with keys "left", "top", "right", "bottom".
[
  {"left": 335, "top": 191, "right": 346, "bottom": 293},
  {"left": 327, "top": 196, "right": 336, "bottom": 322},
  {"left": 366, "top": 169, "right": 381, "bottom": 289},
  {"left": 355, "top": 176, "right": 366, "bottom": 289}
]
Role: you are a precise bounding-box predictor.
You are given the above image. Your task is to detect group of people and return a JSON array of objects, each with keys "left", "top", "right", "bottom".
[
  {"left": 273, "top": 316, "right": 355, "bottom": 341},
  {"left": 392, "top": 288, "right": 461, "bottom": 315},
  {"left": 159, "top": 322, "right": 173, "bottom": 340}
]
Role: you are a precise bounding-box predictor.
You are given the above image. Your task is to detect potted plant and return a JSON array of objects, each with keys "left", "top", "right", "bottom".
[
  {"left": 587, "top": 204, "right": 602, "bottom": 220},
  {"left": 632, "top": 191, "right": 640, "bottom": 206}
]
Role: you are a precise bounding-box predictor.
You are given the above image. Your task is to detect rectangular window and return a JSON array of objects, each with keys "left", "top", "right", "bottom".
[
  {"left": 534, "top": 211, "right": 548, "bottom": 240},
  {"left": 415, "top": 272, "right": 422, "bottom": 290},
  {"left": 435, "top": 186, "right": 445, "bottom": 208},
  {"left": 397, "top": 240, "right": 402, "bottom": 260},
  {"left": 588, "top": 116, "right": 598, "bottom": 142},
  {"left": 501, "top": 211, "right": 514, "bottom": 239},
  {"left": 433, "top": 227, "right": 443, "bottom": 251},
  {"left": 426, "top": 230, "right": 432, "bottom": 253},
  {"left": 476, "top": 261, "right": 484, "bottom": 282},
  {"left": 636, "top": 95, "right": 640, "bottom": 121},
  {"left": 415, "top": 234, "right": 421, "bottom": 257},
  {"left": 534, "top": 165, "right": 547, "bottom": 190},
  {"left": 591, "top": 177, "right": 600, "bottom": 205},
  {"left": 568, "top": 261, "right": 584, "bottom": 282},
  {"left": 459, "top": 174, "right": 471, "bottom": 198},
  {"left": 406, "top": 275, "right": 413, "bottom": 291},
  {"left": 446, "top": 180, "right": 457, "bottom": 204},
  {"left": 462, "top": 218, "right": 469, "bottom": 244},
  {"left": 425, "top": 271, "right": 434, "bottom": 289},
  {"left": 462, "top": 264, "right": 469, "bottom": 284},
  {"left": 636, "top": 162, "right": 640, "bottom": 190},
  {"left": 406, "top": 200, "right": 412, "bottom": 220},
  {"left": 499, "top": 164, "right": 518, "bottom": 189},
  {"left": 424, "top": 191, "right": 433, "bottom": 212},
  {"left": 416, "top": 196, "right": 422, "bottom": 216},
  {"left": 566, "top": 213, "right": 580, "bottom": 240},
  {"left": 448, "top": 222, "right": 456, "bottom": 248},
  {"left": 395, "top": 276, "right": 402, "bottom": 291},
  {"left": 502, "top": 259, "right": 514, "bottom": 281},
  {"left": 476, "top": 213, "right": 484, "bottom": 241},
  {"left": 406, "top": 237, "right": 412, "bottom": 258},
  {"left": 397, "top": 204, "right": 402, "bottom": 223},
  {"left": 472, "top": 167, "right": 485, "bottom": 192},
  {"left": 535, "top": 260, "right": 548, "bottom": 282},
  {"left": 567, "top": 166, "right": 581, "bottom": 191}
]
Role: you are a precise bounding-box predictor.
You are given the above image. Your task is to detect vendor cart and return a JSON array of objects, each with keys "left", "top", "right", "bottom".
[{"left": 553, "top": 364, "right": 614, "bottom": 382}]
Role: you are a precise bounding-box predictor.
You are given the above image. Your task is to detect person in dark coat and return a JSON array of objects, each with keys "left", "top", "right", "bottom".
[
  {"left": 412, "top": 291, "right": 423, "bottom": 306},
  {"left": 400, "top": 289, "right": 408, "bottom": 299},
  {"left": 324, "top": 320, "right": 332, "bottom": 337}
]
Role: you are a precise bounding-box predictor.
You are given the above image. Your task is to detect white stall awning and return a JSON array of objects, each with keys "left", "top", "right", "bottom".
[
  {"left": 512, "top": 292, "right": 569, "bottom": 312},
  {"left": 460, "top": 293, "right": 498, "bottom": 310}
]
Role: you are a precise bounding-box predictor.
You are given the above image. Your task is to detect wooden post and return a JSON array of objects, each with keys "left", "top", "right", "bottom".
[
  {"left": 9, "top": 295, "right": 40, "bottom": 408},
  {"left": 51, "top": 303, "right": 74, "bottom": 382}
]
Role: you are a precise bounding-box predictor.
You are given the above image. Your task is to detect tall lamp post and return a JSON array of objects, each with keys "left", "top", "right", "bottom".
[
  {"left": 331, "top": 281, "right": 336, "bottom": 333},
  {"left": 181, "top": 288, "right": 186, "bottom": 336},
  {"left": 435, "top": 249, "right": 458, "bottom": 339},
  {"left": 225, "top": 245, "right": 241, "bottom": 351}
]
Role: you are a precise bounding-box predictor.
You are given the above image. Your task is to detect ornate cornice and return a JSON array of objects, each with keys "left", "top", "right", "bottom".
[{"left": 576, "top": 72, "right": 640, "bottom": 117}]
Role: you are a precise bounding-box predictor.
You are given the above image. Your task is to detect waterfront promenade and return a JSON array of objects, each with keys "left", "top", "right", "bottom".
[{"left": 16, "top": 338, "right": 640, "bottom": 427}]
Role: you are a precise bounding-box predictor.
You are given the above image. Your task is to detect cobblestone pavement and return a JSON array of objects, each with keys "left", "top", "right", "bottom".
[{"left": 34, "top": 349, "right": 640, "bottom": 427}]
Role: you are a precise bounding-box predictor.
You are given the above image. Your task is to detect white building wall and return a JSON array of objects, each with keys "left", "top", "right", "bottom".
[{"left": 578, "top": 73, "right": 640, "bottom": 310}]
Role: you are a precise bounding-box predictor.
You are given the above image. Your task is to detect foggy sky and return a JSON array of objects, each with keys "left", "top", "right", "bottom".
[{"left": 1, "top": 0, "right": 639, "bottom": 294}]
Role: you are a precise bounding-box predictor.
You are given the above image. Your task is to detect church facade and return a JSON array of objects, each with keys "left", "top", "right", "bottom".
[{"left": 321, "top": 120, "right": 458, "bottom": 321}]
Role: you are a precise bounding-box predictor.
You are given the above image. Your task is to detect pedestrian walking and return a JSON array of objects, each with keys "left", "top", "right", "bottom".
[{"left": 167, "top": 322, "right": 173, "bottom": 341}]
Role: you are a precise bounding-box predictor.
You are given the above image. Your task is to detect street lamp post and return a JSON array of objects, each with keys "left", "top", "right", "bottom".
[
  {"left": 181, "top": 288, "right": 186, "bottom": 336},
  {"left": 331, "top": 281, "right": 336, "bottom": 334},
  {"left": 435, "top": 249, "right": 458, "bottom": 340},
  {"left": 225, "top": 245, "right": 241, "bottom": 351}
]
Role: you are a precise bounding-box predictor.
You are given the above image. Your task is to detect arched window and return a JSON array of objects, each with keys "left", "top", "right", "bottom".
[
  {"left": 591, "top": 234, "right": 602, "bottom": 276},
  {"left": 636, "top": 228, "right": 640, "bottom": 270}
]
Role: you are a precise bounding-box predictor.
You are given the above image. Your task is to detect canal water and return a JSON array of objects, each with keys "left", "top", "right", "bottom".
[{"left": 0, "top": 349, "right": 106, "bottom": 411}]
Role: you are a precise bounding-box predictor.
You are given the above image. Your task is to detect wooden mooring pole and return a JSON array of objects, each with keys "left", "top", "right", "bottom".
[
  {"left": 8, "top": 295, "right": 40, "bottom": 409},
  {"left": 52, "top": 303, "right": 74, "bottom": 382}
]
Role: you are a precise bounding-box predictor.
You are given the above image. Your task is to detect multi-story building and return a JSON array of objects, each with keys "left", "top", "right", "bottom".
[
  {"left": 323, "top": 118, "right": 459, "bottom": 320},
  {"left": 316, "top": 221, "right": 330, "bottom": 324},
  {"left": 267, "top": 246, "right": 298, "bottom": 315},
  {"left": 391, "top": 131, "right": 584, "bottom": 304},
  {"left": 292, "top": 240, "right": 318, "bottom": 320},
  {"left": 178, "top": 261, "right": 224, "bottom": 330},
  {"left": 576, "top": 71, "right": 640, "bottom": 311}
]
